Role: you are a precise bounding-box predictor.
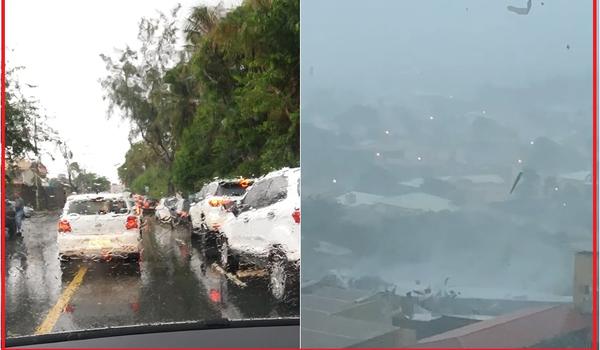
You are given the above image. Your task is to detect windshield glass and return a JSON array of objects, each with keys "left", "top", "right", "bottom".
[
  {"left": 301, "top": 0, "right": 593, "bottom": 348},
  {"left": 67, "top": 199, "right": 128, "bottom": 215},
  {"left": 5, "top": 0, "right": 299, "bottom": 343},
  {"left": 216, "top": 182, "right": 247, "bottom": 197}
]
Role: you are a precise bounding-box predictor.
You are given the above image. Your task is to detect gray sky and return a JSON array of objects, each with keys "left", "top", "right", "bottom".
[{"left": 7, "top": 0, "right": 241, "bottom": 183}]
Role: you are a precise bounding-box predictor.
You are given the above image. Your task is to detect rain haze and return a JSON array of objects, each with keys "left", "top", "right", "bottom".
[
  {"left": 301, "top": 0, "right": 593, "bottom": 347},
  {"left": 7, "top": 0, "right": 241, "bottom": 182}
]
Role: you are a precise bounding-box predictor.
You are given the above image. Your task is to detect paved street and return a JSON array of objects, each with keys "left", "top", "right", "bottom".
[{"left": 5, "top": 213, "right": 297, "bottom": 338}]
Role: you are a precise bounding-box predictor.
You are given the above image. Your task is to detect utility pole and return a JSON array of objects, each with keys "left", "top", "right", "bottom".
[{"left": 33, "top": 116, "right": 40, "bottom": 210}]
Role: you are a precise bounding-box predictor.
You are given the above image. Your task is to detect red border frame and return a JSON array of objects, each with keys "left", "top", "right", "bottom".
[{"left": 0, "top": 0, "right": 598, "bottom": 349}]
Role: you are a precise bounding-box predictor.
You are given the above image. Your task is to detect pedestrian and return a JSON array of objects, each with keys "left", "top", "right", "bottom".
[{"left": 13, "top": 193, "right": 25, "bottom": 235}]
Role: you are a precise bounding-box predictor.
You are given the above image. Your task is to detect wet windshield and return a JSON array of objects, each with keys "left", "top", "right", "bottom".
[{"left": 5, "top": 0, "right": 299, "bottom": 343}]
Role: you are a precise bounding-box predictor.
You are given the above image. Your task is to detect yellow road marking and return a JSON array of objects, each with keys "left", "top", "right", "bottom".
[{"left": 35, "top": 266, "right": 88, "bottom": 335}]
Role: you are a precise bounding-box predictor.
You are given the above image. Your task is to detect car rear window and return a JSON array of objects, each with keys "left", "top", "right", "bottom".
[
  {"left": 67, "top": 199, "right": 129, "bottom": 215},
  {"left": 243, "top": 175, "right": 288, "bottom": 209},
  {"left": 216, "top": 182, "right": 247, "bottom": 197}
]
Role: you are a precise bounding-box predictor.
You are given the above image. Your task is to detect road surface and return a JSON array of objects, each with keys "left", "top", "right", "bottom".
[{"left": 5, "top": 213, "right": 297, "bottom": 338}]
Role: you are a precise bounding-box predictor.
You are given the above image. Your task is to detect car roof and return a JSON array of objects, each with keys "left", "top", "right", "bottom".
[
  {"left": 260, "top": 167, "right": 300, "bottom": 180},
  {"left": 66, "top": 193, "right": 128, "bottom": 201}
]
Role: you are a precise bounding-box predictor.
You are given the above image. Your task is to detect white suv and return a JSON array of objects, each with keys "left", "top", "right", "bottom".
[
  {"left": 57, "top": 193, "right": 141, "bottom": 260},
  {"left": 189, "top": 179, "right": 253, "bottom": 238},
  {"left": 217, "top": 167, "right": 300, "bottom": 300}
]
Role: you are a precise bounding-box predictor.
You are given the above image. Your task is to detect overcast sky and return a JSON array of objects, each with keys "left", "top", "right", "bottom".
[{"left": 7, "top": 0, "right": 241, "bottom": 183}]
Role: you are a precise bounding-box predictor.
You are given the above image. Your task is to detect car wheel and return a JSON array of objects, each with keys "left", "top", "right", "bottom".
[{"left": 269, "top": 250, "right": 288, "bottom": 301}]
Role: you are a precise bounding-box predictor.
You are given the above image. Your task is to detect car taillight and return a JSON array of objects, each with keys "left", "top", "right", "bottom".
[
  {"left": 58, "top": 219, "right": 72, "bottom": 233},
  {"left": 209, "top": 289, "right": 222, "bottom": 303},
  {"left": 126, "top": 216, "right": 138, "bottom": 230},
  {"left": 209, "top": 197, "right": 230, "bottom": 207},
  {"left": 292, "top": 209, "right": 300, "bottom": 224}
]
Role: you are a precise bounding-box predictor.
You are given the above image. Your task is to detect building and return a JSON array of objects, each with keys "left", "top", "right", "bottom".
[
  {"left": 336, "top": 191, "right": 457, "bottom": 213},
  {"left": 301, "top": 284, "right": 417, "bottom": 347},
  {"left": 415, "top": 304, "right": 590, "bottom": 348},
  {"left": 573, "top": 251, "right": 593, "bottom": 314}
]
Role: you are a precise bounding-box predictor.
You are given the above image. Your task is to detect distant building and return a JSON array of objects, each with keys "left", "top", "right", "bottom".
[
  {"left": 301, "top": 284, "right": 417, "bottom": 347},
  {"left": 573, "top": 251, "right": 592, "bottom": 314},
  {"left": 110, "top": 183, "right": 125, "bottom": 193},
  {"left": 7, "top": 159, "right": 49, "bottom": 187},
  {"left": 415, "top": 304, "right": 590, "bottom": 348},
  {"left": 336, "top": 191, "right": 457, "bottom": 213}
]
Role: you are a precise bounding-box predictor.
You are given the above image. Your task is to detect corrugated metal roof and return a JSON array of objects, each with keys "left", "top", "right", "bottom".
[
  {"left": 301, "top": 308, "right": 400, "bottom": 348},
  {"left": 416, "top": 304, "right": 590, "bottom": 348}
]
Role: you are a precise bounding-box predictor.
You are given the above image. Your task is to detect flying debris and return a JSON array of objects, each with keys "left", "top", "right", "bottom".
[
  {"left": 510, "top": 171, "right": 524, "bottom": 194},
  {"left": 566, "top": 44, "right": 570, "bottom": 50},
  {"left": 507, "top": 0, "right": 532, "bottom": 15}
]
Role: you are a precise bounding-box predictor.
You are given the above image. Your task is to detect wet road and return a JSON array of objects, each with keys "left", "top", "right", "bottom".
[{"left": 5, "top": 213, "right": 297, "bottom": 338}]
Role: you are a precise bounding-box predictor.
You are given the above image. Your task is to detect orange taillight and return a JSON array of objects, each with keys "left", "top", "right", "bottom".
[
  {"left": 58, "top": 219, "right": 72, "bottom": 233},
  {"left": 126, "top": 215, "right": 138, "bottom": 230},
  {"left": 239, "top": 178, "right": 251, "bottom": 188},
  {"left": 208, "top": 198, "right": 222, "bottom": 207}
]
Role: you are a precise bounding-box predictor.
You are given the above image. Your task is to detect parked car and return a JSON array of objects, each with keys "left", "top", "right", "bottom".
[
  {"left": 189, "top": 178, "right": 254, "bottom": 250},
  {"left": 155, "top": 196, "right": 190, "bottom": 226},
  {"left": 217, "top": 167, "right": 300, "bottom": 300},
  {"left": 57, "top": 193, "right": 141, "bottom": 261},
  {"left": 5, "top": 200, "right": 17, "bottom": 238},
  {"left": 142, "top": 197, "right": 157, "bottom": 214},
  {"left": 155, "top": 197, "right": 178, "bottom": 223},
  {"left": 23, "top": 206, "right": 34, "bottom": 218}
]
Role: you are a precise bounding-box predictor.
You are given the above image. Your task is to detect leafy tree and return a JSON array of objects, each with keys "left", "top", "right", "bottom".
[
  {"left": 172, "top": 0, "right": 300, "bottom": 191},
  {"left": 100, "top": 5, "right": 184, "bottom": 192},
  {"left": 73, "top": 171, "right": 111, "bottom": 193},
  {"left": 5, "top": 68, "right": 58, "bottom": 177},
  {"left": 104, "top": 0, "right": 299, "bottom": 194}
]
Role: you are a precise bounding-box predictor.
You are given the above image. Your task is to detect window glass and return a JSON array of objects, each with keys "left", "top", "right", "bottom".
[
  {"left": 242, "top": 178, "right": 273, "bottom": 209},
  {"left": 68, "top": 199, "right": 128, "bottom": 215}
]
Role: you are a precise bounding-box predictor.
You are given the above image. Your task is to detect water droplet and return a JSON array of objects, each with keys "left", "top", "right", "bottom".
[
  {"left": 429, "top": 116, "right": 435, "bottom": 120},
  {"left": 517, "top": 159, "right": 523, "bottom": 164},
  {"left": 332, "top": 179, "right": 337, "bottom": 183},
  {"left": 417, "top": 156, "right": 422, "bottom": 161},
  {"left": 385, "top": 130, "right": 390, "bottom": 135},
  {"left": 482, "top": 110, "right": 486, "bottom": 115},
  {"left": 376, "top": 152, "right": 381, "bottom": 157},
  {"left": 530, "top": 141, "right": 535, "bottom": 145},
  {"left": 554, "top": 187, "right": 559, "bottom": 191}
]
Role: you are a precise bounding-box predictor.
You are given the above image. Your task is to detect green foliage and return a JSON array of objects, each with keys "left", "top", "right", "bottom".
[
  {"left": 73, "top": 172, "right": 111, "bottom": 193},
  {"left": 172, "top": 0, "right": 300, "bottom": 191},
  {"left": 5, "top": 68, "right": 58, "bottom": 174},
  {"left": 130, "top": 165, "right": 170, "bottom": 198},
  {"left": 104, "top": 0, "right": 299, "bottom": 194}
]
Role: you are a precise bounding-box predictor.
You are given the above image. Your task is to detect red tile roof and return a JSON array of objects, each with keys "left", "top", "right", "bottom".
[{"left": 416, "top": 304, "right": 590, "bottom": 348}]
